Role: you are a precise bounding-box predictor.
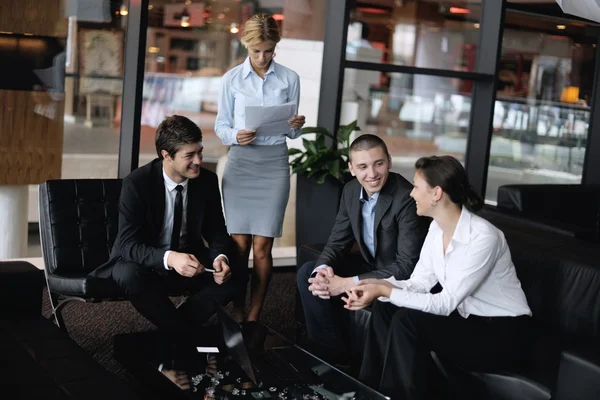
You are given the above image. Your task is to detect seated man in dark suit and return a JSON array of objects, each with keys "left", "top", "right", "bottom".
[
  {"left": 91, "top": 115, "right": 246, "bottom": 333},
  {"left": 297, "top": 134, "right": 429, "bottom": 364}
]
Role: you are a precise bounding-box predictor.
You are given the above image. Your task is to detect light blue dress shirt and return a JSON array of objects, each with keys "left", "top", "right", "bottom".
[
  {"left": 360, "top": 189, "right": 379, "bottom": 259},
  {"left": 215, "top": 57, "right": 302, "bottom": 146}
]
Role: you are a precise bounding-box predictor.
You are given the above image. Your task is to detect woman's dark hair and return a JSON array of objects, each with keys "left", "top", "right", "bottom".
[
  {"left": 414, "top": 155, "right": 483, "bottom": 212},
  {"left": 155, "top": 115, "right": 202, "bottom": 159}
]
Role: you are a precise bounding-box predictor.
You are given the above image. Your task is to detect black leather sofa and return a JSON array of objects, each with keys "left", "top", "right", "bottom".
[
  {"left": 496, "top": 184, "right": 600, "bottom": 243},
  {"left": 296, "top": 205, "right": 600, "bottom": 400},
  {"left": 0, "top": 261, "right": 140, "bottom": 399}
]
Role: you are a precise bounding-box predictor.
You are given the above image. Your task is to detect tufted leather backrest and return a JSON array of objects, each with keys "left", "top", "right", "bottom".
[
  {"left": 39, "top": 179, "right": 122, "bottom": 275},
  {"left": 489, "top": 212, "right": 600, "bottom": 339},
  {"left": 497, "top": 184, "right": 600, "bottom": 242}
]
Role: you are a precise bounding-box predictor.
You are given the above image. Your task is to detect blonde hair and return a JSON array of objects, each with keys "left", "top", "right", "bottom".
[{"left": 240, "top": 14, "right": 281, "bottom": 47}]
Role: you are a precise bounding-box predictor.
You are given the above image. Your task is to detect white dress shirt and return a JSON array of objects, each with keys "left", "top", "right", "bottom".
[
  {"left": 161, "top": 169, "right": 227, "bottom": 269},
  {"left": 214, "top": 57, "right": 302, "bottom": 146},
  {"left": 379, "top": 207, "right": 532, "bottom": 318}
]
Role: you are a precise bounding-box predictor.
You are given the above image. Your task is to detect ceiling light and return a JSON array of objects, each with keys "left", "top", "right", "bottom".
[
  {"left": 449, "top": 7, "right": 470, "bottom": 14},
  {"left": 557, "top": 25, "right": 567, "bottom": 30},
  {"left": 181, "top": 8, "right": 191, "bottom": 27},
  {"left": 230, "top": 23, "right": 239, "bottom": 34},
  {"left": 119, "top": 4, "right": 128, "bottom": 16}
]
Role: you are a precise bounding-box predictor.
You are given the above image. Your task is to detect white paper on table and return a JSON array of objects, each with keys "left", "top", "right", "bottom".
[
  {"left": 244, "top": 101, "right": 296, "bottom": 136},
  {"left": 197, "top": 346, "right": 219, "bottom": 353}
]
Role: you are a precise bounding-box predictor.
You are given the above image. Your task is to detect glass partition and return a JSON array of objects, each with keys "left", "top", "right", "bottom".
[
  {"left": 341, "top": 68, "right": 473, "bottom": 179},
  {"left": 484, "top": 9, "right": 597, "bottom": 203},
  {"left": 347, "top": 0, "right": 481, "bottom": 71},
  {"left": 1, "top": 0, "right": 127, "bottom": 253}
]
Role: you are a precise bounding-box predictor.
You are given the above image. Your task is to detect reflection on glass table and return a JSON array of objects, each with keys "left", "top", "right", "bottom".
[{"left": 114, "top": 320, "right": 389, "bottom": 400}]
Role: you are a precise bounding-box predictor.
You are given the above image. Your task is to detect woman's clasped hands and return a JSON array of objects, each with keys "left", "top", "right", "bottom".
[{"left": 342, "top": 279, "right": 396, "bottom": 311}]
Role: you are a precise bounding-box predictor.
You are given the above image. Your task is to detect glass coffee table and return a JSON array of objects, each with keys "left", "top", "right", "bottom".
[{"left": 114, "top": 322, "right": 389, "bottom": 400}]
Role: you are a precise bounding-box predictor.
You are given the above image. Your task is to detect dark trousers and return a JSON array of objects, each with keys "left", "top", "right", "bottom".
[
  {"left": 296, "top": 258, "right": 372, "bottom": 363},
  {"left": 112, "top": 260, "right": 245, "bottom": 333},
  {"left": 360, "top": 301, "right": 531, "bottom": 400}
]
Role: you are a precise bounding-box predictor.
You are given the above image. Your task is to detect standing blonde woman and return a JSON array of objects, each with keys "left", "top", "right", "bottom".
[{"left": 215, "top": 14, "right": 305, "bottom": 322}]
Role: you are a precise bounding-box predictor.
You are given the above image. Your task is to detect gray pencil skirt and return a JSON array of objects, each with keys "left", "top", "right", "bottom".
[{"left": 222, "top": 143, "right": 290, "bottom": 237}]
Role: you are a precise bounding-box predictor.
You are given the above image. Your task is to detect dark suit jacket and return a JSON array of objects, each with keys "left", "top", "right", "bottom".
[
  {"left": 315, "top": 172, "right": 429, "bottom": 280},
  {"left": 91, "top": 158, "right": 232, "bottom": 278}
]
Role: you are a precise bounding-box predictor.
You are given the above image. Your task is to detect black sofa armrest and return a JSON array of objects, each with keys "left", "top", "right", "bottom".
[
  {"left": 554, "top": 349, "right": 600, "bottom": 400},
  {"left": 0, "top": 261, "right": 43, "bottom": 318}
]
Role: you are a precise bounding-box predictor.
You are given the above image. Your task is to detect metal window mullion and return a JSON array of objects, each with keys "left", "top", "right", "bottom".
[
  {"left": 317, "top": 0, "right": 352, "bottom": 144},
  {"left": 117, "top": 0, "right": 149, "bottom": 178},
  {"left": 464, "top": 0, "right": 507, "bottom": 197}
]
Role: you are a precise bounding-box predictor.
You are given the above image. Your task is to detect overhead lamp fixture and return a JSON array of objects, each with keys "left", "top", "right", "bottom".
[
  {"left": 180, "top": 8, "right": 191, "bottom": 27},
  {"left": 557, "top": 25, "right": 567, "bottom": 30},
  {"left": 449, "top": 7, "right": 470, "bottom": 14},
  {"left": 230, "top": 23, "right": 239, "bottom": 33},
  {"left": 119, "top": 4, "right": 128, "bottom": 16}
]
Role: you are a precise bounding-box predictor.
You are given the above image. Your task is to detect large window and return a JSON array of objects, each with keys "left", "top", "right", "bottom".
[
  {"left": 347, "top": 0, "right": 481, "bottom": 71},
  {"left": 484, "top": 9, "right": 597, "bottom": 203},
  {"left": 342, "top": 0, "right": 478, "bottom": 180},
  {"left": 342, "top": 69, "right": 473, "bottom": 177},
  {"left": 6, "top": 1, "right": 127, "bottom": 237}
]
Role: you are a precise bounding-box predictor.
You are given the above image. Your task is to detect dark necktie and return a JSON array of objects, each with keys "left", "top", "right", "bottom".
[{"left": 170, "top": 185, "right": 183, "bottom": 251}]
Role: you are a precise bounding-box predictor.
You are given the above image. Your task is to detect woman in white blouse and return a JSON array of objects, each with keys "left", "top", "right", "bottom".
[
  {"left": 215, "top": 14, "right": 305, "bottom": 322},
  {"left": 343, "top": 155, "right": 532, "bottom": 399}
]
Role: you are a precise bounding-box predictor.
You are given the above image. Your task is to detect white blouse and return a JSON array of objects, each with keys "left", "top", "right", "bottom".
[{"left": 380, "top": 207, "right": 532, "bottom": 318}]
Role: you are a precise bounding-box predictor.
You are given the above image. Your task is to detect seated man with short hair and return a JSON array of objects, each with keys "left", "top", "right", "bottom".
[
  {"left": 91, "top": 115, "right": 246, "bottom": 333},
  {"left": 296, "top": 134, "right": 429, "bottom": 364}
]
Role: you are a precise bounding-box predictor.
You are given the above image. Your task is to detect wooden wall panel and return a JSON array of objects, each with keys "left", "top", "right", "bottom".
[
  {"left": 0, "top": 90, "right": 63, "bottom": 185},
  {"left": 0, "top": 0, "right": 67, "bottom": 37}
]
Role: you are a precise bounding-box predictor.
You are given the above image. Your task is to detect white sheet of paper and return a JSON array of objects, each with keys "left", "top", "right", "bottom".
[
  {"left": 197, "top": 346, "right": 219, "bottom": 353},
  {"left": 244, "top": 102, "right": 296, "bottom": 136}
]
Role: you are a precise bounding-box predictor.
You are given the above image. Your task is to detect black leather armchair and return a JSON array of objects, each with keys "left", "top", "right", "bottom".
[{"left": 38, "top": 179, "right": 126, "bottom": 331}]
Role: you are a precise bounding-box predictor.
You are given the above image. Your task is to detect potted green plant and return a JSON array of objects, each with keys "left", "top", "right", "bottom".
[
  {"left": 288, "top": 120, "right": 359, "bottom": 184},
  {"left": 289, "top": 120, "right": 360, "bottom": 252}
]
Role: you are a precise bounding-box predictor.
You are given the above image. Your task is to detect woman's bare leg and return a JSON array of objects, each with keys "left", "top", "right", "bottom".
[
  {"left": 247, "top": 235, "right": 274, "bottom": 322},
  {"left": 230, "top": 233, "right": 252, "bottom": 322}
]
